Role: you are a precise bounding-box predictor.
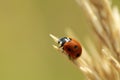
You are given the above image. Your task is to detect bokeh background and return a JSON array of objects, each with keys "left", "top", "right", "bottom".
[{"left": 0, "top": 0, "right": 119, "bottom": 80}]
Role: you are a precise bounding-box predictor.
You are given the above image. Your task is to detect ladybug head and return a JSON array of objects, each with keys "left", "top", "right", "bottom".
[{"left": 58, "top": 37, "right": 71, "bottom": 47}]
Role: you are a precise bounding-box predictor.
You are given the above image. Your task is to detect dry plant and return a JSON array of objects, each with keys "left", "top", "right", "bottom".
[{"left": 50, "top": 0, "right": 120, "bottom": 80}]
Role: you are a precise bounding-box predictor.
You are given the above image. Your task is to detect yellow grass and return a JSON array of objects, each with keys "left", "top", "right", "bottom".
[{"left": 50, "top": 0, "right": 120, "bottom": 80}]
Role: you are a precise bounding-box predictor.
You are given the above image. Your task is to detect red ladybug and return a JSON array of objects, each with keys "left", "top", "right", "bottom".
[{"left": 58, "top": 37, "right": 82, "bottom": 60}]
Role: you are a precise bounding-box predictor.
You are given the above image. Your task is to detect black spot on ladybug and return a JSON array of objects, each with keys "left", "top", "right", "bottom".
[
  {"left": 76, "top": 53, "right": 80, "bottom": 57},
  {"left": 74, "top": 45, "right": 78, "bottom": 49},
  {"left": 67, "top": 48, "right": 72, "bottom": 52}
]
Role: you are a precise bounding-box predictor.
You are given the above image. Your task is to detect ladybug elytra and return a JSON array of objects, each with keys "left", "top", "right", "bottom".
[{"left": 58, "top": 37, "right": 82, "bottom": 60}]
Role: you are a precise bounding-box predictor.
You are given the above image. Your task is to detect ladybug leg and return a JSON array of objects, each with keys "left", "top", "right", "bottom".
[
  {"left": 61, "top": 49, "right": 64, "bottom": 53},
  {"left": 58, "top": 46, "right": 64, "bottom": 53},
  {"left": 68, "top": 55, "right": 72, "bottom": 60},
  {"left": 56, "top": 46, "right": 64, "bottom": 53}
]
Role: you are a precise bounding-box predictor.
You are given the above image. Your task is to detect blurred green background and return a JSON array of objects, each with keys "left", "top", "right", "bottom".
[{"left": 0, "top": 0, "right": 119, "bottom": 80}]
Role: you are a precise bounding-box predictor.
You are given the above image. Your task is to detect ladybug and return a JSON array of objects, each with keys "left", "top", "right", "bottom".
[{"left": 58, "top": 37, "right": 82, "bottom": 60}]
